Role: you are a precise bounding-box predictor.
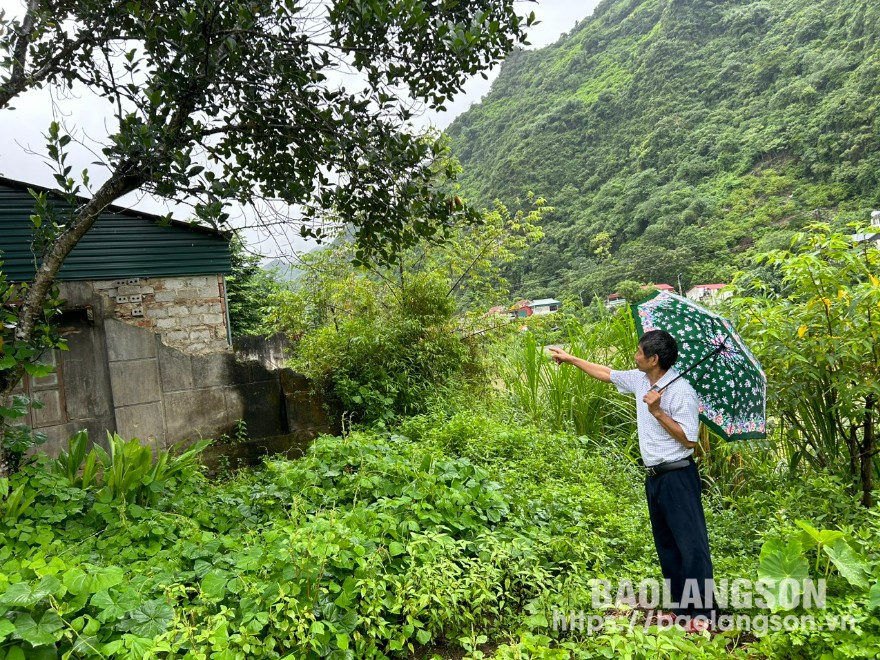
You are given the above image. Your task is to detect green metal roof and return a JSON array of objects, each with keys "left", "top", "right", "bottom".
[{"left": 0, "top": 178, "right": 231, "bottom": 282}]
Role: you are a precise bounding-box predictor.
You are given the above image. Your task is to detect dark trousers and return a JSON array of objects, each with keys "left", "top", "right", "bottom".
[{"left": 645, "top": 460, "right": 715, "bottom": 618}]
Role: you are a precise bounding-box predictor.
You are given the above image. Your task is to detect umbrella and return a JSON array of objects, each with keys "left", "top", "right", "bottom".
[{"left": 631, "top": 290, "right": 767, "bottom": 441}]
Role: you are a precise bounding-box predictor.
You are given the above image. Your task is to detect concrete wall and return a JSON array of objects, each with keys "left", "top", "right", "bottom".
[
  {"left": 20, "top": 301, "right": 337, "bottom": 459},
  {"left": 12, "top": 308, "right": 117, "bottom": 452},
  {"left": 103, "top": 319, "right": 301, "bottom": 447},
  {"left": 233, "top": 333, "right": 290, "bottom": 370}
]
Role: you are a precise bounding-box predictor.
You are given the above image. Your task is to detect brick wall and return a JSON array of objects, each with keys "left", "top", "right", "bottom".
[{"left": 81, "top": 275, "right": 230, "bottom": 354}]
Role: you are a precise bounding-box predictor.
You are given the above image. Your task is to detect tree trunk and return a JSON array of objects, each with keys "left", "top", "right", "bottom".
[
  {"left": 847, "top": 423, "right": 860, "bottom": 496},
  {"left": 12, "top": 165, "right": 146, "bottom": 349},
  {"left": 861, "top": 395, "right": 875, "bottom": 508},
  {"left": 0, "top": 164, "right": 147, "bottom": 477},
  {"left": 0, "top": 392, "right": 15, "bottom": 476}
]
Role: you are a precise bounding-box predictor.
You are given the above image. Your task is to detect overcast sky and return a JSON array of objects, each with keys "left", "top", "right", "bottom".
[{"left": 0, "top": 0, "right": 602, "bottom": 258}]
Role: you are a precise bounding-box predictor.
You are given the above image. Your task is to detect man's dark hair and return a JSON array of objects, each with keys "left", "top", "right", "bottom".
[{"left": 639, "top": 330, "right": 679, "bottom": 370}]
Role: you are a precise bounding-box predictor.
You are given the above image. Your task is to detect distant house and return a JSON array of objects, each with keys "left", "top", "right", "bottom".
[
  {"left": 605, "top": 293, "right": 626, "bottom": 309},
  {"left": 486, "top": 298, "right": 560, "bottom": 318},
  {"left": 686, "top": 283, "right": 731, "bottom": 305},
  {"left": 530, "top": 298, "right": 560, "bottom": 315},
  {"left": 851, "top": 211, "right": 880, "bottom": 248},
  {"left": 511, "top": 300, "right": 533, "bottom": 318}
]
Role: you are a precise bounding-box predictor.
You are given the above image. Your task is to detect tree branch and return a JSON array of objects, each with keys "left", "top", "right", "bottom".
[
  {"left": 0, "top": 0, "right": 41, "bottom": 108},
  {"left": 14, "top": 163, "right": 148, "bottom": 344}
]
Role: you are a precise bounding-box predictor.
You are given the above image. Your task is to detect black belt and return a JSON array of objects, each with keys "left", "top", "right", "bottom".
[{"left": 645, "top": 458, "right": 692, "bottom": 477}]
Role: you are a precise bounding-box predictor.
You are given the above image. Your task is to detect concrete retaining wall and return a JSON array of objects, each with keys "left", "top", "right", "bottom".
[
  {"left": 17, "top": 285, "right": 337, "bottom": 458},
  {"left": 103, "top": 319, "right": 311, "bottom": 448},
  {"left": 233, "top": 333, "right": 290, "bottom": 370}
]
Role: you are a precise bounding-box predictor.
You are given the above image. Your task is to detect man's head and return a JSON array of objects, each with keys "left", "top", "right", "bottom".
[{"left": 635, "top": 330, "right": 679, "bottom": 371}]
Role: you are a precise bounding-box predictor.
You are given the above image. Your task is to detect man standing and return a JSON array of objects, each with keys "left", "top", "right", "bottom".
[{"left": 549, "top": 330, "right": 715, "bottom": 631}]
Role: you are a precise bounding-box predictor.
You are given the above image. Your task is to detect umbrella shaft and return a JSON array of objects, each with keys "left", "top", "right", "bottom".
[{"left": 656, "top": 344, "right": 724, "bottom": 393}]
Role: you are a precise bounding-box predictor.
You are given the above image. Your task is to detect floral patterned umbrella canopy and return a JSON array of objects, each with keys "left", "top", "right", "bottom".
[{"left": 632, "top": 290, "right": 767, "bottom": 441}]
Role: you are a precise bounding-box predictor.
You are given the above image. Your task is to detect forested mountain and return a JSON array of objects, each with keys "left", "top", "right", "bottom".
[{"left": 446, "top": 0, "right": 880, "bottom": 301}]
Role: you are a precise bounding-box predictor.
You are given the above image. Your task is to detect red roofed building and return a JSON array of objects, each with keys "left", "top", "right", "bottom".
[{"left": 686, "top": 283, "right": 731, "bottom": 305}]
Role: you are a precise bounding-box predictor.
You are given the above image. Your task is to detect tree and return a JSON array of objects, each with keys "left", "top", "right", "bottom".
[
  {"left": 270, "top": 244, "right": 469, "bottom": 423},
  {"left": 614, "top": 280, "right": 647, "bottom": 304},
  {"left": 0, "top": 261, "right": 65, "bottom": 474},
  {"left": 612, "top": 280, "right": 664, "bottom": 304},
  {"left": 0, "top": 0, "right": 535, "bottom": 475},
  {"left": 386, "top": 190, "right": 547, "bottom": 311},
  {"left": 0, "top": 0, "right": 534, "bottom": 368},
  {"left": 269, "top": 194, "right": 545, "bottom": 422},
  {"left": 733, "top": 224, "right": 880, "bottom": 507},
  {"left": 589, "top": 231, "right": 612, "bottom": 262},
  {"left": 225, "top": 235, "right": 285, "bottom": 338}
]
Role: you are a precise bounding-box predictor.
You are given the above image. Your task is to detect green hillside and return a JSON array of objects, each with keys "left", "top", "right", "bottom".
[{"left": 446, "top": 0, "right": 880, "bottom": 300}]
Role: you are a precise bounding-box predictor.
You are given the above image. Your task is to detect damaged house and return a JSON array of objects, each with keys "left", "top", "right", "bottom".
[{"left": 0, "top": 176, "right": 334, "bottom": 459}]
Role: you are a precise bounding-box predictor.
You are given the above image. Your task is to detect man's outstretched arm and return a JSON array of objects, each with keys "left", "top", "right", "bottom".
[{"left": 548, "top": 347, "right": 612, "bottom": 383}]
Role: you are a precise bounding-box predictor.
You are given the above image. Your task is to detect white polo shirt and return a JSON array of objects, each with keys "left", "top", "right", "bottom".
[{"left": 610, "top": 368, "right": 700, "bottom": 468}]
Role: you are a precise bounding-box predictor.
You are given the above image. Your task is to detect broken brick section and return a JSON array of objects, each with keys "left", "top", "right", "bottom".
[{"left": 88, "top": 274, "right": 230, "bottom": 354}]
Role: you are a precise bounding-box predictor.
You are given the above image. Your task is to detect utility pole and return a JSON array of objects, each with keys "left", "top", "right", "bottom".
[{"left": 677, "top": 273, "right": 684, "bottom": 296}]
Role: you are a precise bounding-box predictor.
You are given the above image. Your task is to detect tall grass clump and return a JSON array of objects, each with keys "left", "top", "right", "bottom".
[{"left": 500, "top": 307, "right": 637, "bottom": 439}]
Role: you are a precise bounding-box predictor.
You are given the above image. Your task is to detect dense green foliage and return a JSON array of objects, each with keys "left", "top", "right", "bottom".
[
  {"left": 0, "top": 412, "right": 878, "bottom": 658},
  {"left": 285, "top": 265, "right": 482, "bottom": 423},
  {"left": 731, "top": 224, "right": 880, "bottom": 506},
  {"left": 271, "top": 195, "right": 544, "bottom": 423},
  {"left": 3, "top": 227, "right": 880, "bottom": 656},
  {"left": 446, "top": 0, "right": 880, "bottom": 300},
  {"left": 224, "top": 236, "right": 285, "bottom": 338}
]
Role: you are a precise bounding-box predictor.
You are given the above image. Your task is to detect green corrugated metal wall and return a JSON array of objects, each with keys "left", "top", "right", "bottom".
[{"left": 0, "top": 180, "right": 231, "bottom": 282}]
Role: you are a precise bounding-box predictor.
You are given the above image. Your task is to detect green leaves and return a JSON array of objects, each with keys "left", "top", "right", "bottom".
[
  {"left": 91, "top": 589, "right": 140, "bottom": 623},
  {"left": 50, "top": 432, "right": 209, "bottom": 506},
  {"left": 0, "top": 618, "right": 16, "bottom": 641},
  {"left": 62, "top": 565, "right": 124, "bottom": 596},
  {"left": 13, "top": 610, "right": 64, "bottom": 646},
  {"left": 0, "top": 576, "right": 62, "bottom": 608},
  {"left": 734, "top": 224, "right": 880, "bottom": 505},
  {"left": 759, "top": 519, "right": 873, "bottom": 619},
  {"left": 285, "top": 248, "right": 482, "bottom": 423},
  {"left": 757, "top": 538, "right": 810, "bottom": 610},
  {"left": 125, "top": 600, "right": 174, "bottom": 638},
  {"left": 795, "top": 519, "right": 844, "bottom": 550},
  {"left": 822, "top": 539, "right": 870, "bottom": 589},
  {"left": 199, "top": 569, "right": 229, "bottom": 600},
  {"left": 868, "top": 582, "right": 880, "bottom": 611}
]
